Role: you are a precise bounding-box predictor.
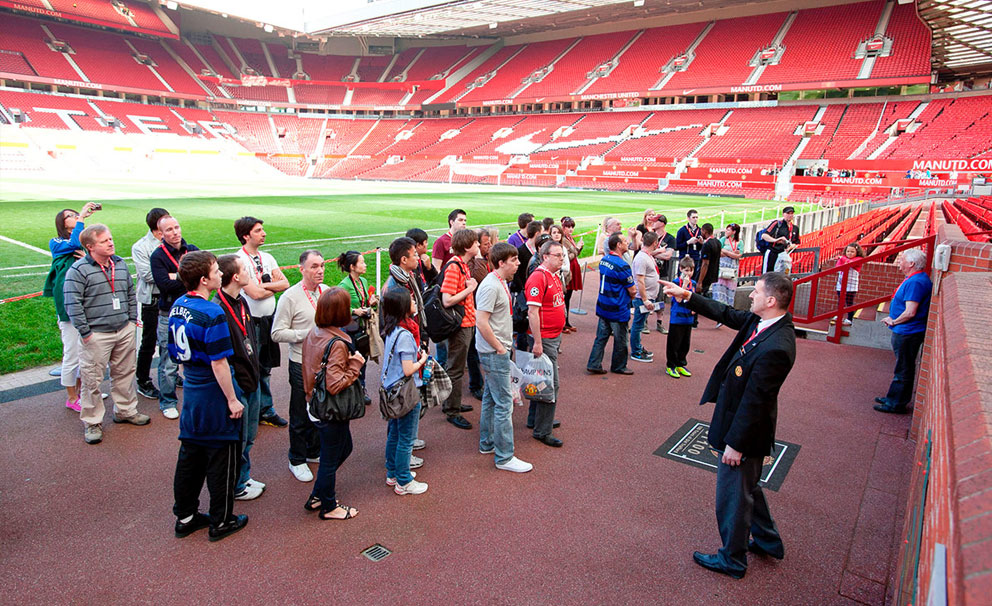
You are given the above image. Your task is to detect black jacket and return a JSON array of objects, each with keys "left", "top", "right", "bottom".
[
  {"left": 150, "top": 239, "right": 199, "bottom": 311},
  {"left": 213, "top": 290, "right": 260, "bottom": 394},
  {"left": 686, "top": 294, "right": 796, "bottom": 457}
]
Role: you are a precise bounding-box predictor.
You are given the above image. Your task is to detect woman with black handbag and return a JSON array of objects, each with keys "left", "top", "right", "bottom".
[
  {"left": 302, "top": 287, "right": 365, "bottom": 520},
  {"left": 379, "top": 288, "right": 430, "bottom": 496},
  {"left": 337, "top": 250, "right": 378, "bottom": 404}
]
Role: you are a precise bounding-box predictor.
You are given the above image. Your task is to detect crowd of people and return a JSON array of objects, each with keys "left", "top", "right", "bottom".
[{"left": 42, "top": 201, "right": 932, "bottom": 575}]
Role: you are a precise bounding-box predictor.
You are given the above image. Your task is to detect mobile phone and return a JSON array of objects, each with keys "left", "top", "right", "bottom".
[{"left": 91, "top": 202, "right": 102, "bottom": 211}]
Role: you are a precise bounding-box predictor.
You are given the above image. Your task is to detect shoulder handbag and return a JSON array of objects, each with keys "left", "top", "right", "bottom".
[
  {"left": 378, "top": 330, "right": 421, "bottom": 420},
  {"left": 308, "top": 337, "right": 366, "bottom": 423}
]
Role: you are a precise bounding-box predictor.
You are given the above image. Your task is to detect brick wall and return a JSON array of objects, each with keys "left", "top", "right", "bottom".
[
  {"left": 896, "top": 223, "right": 992, "bottom": 606},
  {"left": 808, "top": 258, "right": 909, "bottom": 318}
]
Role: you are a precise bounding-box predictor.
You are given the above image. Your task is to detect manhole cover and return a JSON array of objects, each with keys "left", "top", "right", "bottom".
[
  {"left": 362, "top": 544, "right": 391, "bottom": 562},
  {"left": 653, "top": 419, "right": 801, "bottom": 491}
]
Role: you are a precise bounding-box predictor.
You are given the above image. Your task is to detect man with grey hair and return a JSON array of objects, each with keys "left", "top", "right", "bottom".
[
  {"left": 64, "top": 224, "right": 150, "bottom": 444},
  {"left": 875, "top": 248, "right": 932, "bottom": 414},
  {"left": 597, "top": 216, "right": 622, "bottom": 256},
  {"left": 272, "top": 249, "right": 329, "bottom": 482}
]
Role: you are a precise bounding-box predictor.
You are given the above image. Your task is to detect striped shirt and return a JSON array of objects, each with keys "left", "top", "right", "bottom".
[
  {"left": 440, "top": 256, "right": 475, "bottom": 327},
  {"left": 63, "top": 254, "right": 137, "bottom": 339}
]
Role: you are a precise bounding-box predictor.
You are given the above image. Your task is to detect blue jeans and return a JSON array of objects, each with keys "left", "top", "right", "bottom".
[
  {"left": 630, "top": 298, "right": 649, "bottom": 355},
  {"left": 155, "top": 314, "right": 178, "bottom": 410},
  {"left": 435, "top": 340, "right": 448, "bottom": 367},
  {"left": 479, "top": 351, "right": 515, "bottom": 463},
  {"left": 233, "top": 382, "right": 261, "bottom": 492},
  {"left": 883, "top": 331, "right": 926, "bottom": 409},
  {"left": 385, "top": 402, "right": 421, "bottom": 485},
  {"left": 587, "top": 317, "right": 630, "bottom": 373},
  {"left": 257, "top": 370, "right": 276, "bottom": 420}
]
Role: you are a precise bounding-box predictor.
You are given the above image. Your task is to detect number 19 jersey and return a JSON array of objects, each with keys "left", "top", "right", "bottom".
[{"left": 169, "top": 294, "right": 234, "bottom": 366}]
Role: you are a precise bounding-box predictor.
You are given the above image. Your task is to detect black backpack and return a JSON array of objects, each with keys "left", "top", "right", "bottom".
[{"left": 422, "top": 258, "right": 466, "bottom": 343}]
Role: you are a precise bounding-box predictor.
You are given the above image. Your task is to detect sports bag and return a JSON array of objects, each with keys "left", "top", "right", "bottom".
[
  {"left": 307, "top": 337, "right": 366, "bottom": 423},
  {"left": 377, "top": 329, "right": 421, "bottom": 420}
]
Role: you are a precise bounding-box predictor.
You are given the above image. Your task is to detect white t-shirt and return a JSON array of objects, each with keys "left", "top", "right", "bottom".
[
  {"left": 632, "top": 250, "right": 660, "bottom": 301},
  {"left": 236, "top": 248, "right": 279, "bottom": 318}
]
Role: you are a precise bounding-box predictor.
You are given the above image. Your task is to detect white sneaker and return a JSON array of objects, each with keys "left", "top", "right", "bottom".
[
  {"left": 479, "top": 446, "right": 495, "bottom": 454},
  {"left": 409, "top": 454, "right": 424, "bottom": 469},
  {"left": 385, "top": 471, "right": 416, "bottom": 486},
  {"left": 246, "top": 478, "right": 265, "bottom": 491},
  {"left": 235, "top": 483, "right": 264, "bottom": 500},
  {"left": 394, "top": 479, "right": 429, "bottom": 495},
  {"left": 289, "top": 462, "right": 314, "bottom": 482},
  {"left": 412, "top": 438, "right": 426, "bottom": 451},
  {"left": 842, "top": 319, "right": 853, "bottom": 326},
  {"left": 495, "top": 456, "right": 533, "bottom": 473},
  {"left": 162, "top": 407, "right": 179, "bottom": 419}
]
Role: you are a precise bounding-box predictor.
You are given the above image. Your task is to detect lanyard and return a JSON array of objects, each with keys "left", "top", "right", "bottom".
[
  {"left": 349, "top": 275, "right": 368, "bottom": 306},
  {"left": 185, "top": 291, "right": 205, "bottom": 300},
  {"left": 730, "top": 239, "right": 739, "bottom": 254},
  {"left": 160, "top": 244, "right": 183, "bottom": 269},
  {"left": 241, "top": 246, "right": 264, "bottom": 282},
  {"left": 492, "top": 270, "right": 511, "bottom": 305},
  {"left": 98, "top": 260, "right": 115, "bottom": 293},
  {"left": 217, "top": 292, "right": 248, "bottom": 337},
  {"left": 303, "top": 284, "right": 322, "bottom": 310}
]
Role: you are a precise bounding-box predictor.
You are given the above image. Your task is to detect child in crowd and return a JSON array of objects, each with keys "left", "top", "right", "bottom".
[
  {"left": 666, "top": 257, "right": 695, "bottom": 379},
  {"left": 169, "top": 250, "right": 248, "bottom": 542},
  {"left": 834, "top": 243, "right": 865, "bottom": 326}
]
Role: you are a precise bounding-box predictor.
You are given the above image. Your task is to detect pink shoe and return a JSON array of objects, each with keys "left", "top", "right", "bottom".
[{"left": 65, "top": 397, "right": 81, "bottom": 412}]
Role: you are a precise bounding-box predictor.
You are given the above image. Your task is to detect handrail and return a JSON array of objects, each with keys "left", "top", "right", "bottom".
[{"left": 789, "top": 234, "right": 936, "bottom": 343}]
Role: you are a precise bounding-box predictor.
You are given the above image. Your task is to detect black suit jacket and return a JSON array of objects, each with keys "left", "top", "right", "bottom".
[{"left": 686, "top": 295, "right": 796, "bottom": 457}]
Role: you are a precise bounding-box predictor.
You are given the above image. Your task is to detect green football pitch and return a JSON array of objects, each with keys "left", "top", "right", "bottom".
[{"left": 0, "top": 175, "right": 802, "bottom": 374}]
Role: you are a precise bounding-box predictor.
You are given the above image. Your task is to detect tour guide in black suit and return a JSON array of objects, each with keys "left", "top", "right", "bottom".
[{"left": 662, "top": 272, "right": 797, "bottom": 579}]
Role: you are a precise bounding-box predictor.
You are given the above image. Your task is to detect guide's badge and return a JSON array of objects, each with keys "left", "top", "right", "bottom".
[
  {"left": 734, "top": 365, "right": 743, "bottom": 377},
  {"left": 112, "top": 297, "right": 121, "bottom": 310},
  {"left": 244, "top": 338, "right": 253, "bottom": 356}
]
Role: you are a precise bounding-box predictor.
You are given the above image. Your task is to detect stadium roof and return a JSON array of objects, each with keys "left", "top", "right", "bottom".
[
  {"left": 303, "top": 0, "right": 786, "bottom": 38},
  {"left": 920, "top": 0, "right": 992, "bottom": 72}
]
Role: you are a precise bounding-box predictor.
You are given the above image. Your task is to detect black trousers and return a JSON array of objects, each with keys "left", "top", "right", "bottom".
[
  {"left": 884, "top": 331, "right": 926, "bottom": 409},
  {"left": 666, "top": 323, "right": 692, "bottom": 368},
  {"left": 467, "top": 331, "right": 483, "bottom": 394},
  {"left": 288, "top": 361, "right": 321, "bottom": 465},
  {"left": 136, "top": 296, "right": 159, "bottom": 384},
  {"left": 173, "top": 440, "right": 239, "bottom": 526},
  {"left": 311, "top": 420, "right": 353, "bottom": 514},
  {"left": 715, "top": 455, "right": 782, "bottom": 572}
]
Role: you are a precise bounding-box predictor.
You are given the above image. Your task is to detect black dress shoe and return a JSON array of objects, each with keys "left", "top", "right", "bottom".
[
  {"left": 447, "top": 415, "right": 472, "bottom": 430},
  {"left": 692, "top": 551, "right": 745, "bottom": 579},
  {"left": 459, "top": 404, "right": 474, "bottom": 412},
  {"left": 553, "top": 419, "right": 561, "bottom": 429},
  {"left": 873, "top": 403, "right": 909, "bottom": 414},
  {"left": 209, "top": 514, "right": 248, "bottom": 542},
  {"left": 748, "top": 540, "right": 784, "bottom": 560},
  {"left": 470, "top": 389, "right": 484, "bottom": 401},
  {"left": 612, "top": 368, "right": 634, "bottom": 375},
  {"left": 175, "top": 512, "right": 211, "bottom": 538},
  {"left": 586, "top": 367, "right": 607, "bottom": 375},
  {"left": 874, "top": 397, "right": 887, "bottom": 405},
  {"left": 364, "top": 395, "right": 372, "bottom": 406},
  {"left": 534, "top": 434, "right": 563, "bottom": 447}
]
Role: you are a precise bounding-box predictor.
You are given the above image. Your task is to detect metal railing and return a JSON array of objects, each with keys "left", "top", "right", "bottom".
[{"left": 788, "top": 235, "right": 936, "bottom": 344}]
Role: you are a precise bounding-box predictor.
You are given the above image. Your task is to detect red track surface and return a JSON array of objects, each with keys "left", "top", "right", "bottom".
[{"left": 0, "top": 297, "right": 911, "bottom": 604}]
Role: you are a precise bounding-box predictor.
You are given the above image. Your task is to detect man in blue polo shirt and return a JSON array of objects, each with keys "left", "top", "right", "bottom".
[
  {"left": 875, "top": 248, "right": 932, "bottom": 414},
  {"left": 587, "top": 233, "right": 637, "bottom": 375},
  {"left": 169, "top": 250, "right": 248, "bottom": 542}
]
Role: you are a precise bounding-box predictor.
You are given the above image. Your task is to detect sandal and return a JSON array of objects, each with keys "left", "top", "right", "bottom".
[
  {"left": 319, "top": 503, "right": 358, "bottom": 520},
  {"left": 304, "top": 495, "right": 321, "bottom": 512}
]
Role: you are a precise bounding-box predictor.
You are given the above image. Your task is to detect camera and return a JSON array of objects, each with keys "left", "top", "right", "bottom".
[{"left": 261, "top": 273, "right": 272, "bottom": 283}]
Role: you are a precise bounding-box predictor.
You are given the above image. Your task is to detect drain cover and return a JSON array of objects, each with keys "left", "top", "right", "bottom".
[{"left": 361, "top": 544, "right": 391, "bottom": 562}]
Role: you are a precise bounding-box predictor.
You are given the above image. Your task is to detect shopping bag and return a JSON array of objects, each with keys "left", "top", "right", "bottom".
[{"left": 519, "top": 353, "right": 555, "bottom": 403}]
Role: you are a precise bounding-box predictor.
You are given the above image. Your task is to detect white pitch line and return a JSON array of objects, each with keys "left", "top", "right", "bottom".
[{"left": 0, "top": 235, "right": 49, "bottom": 256}]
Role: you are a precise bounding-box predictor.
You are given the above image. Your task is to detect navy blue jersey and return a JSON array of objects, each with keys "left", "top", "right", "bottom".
[{"left": 169, "top": 294, "right": 233, "bottom": 367}]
